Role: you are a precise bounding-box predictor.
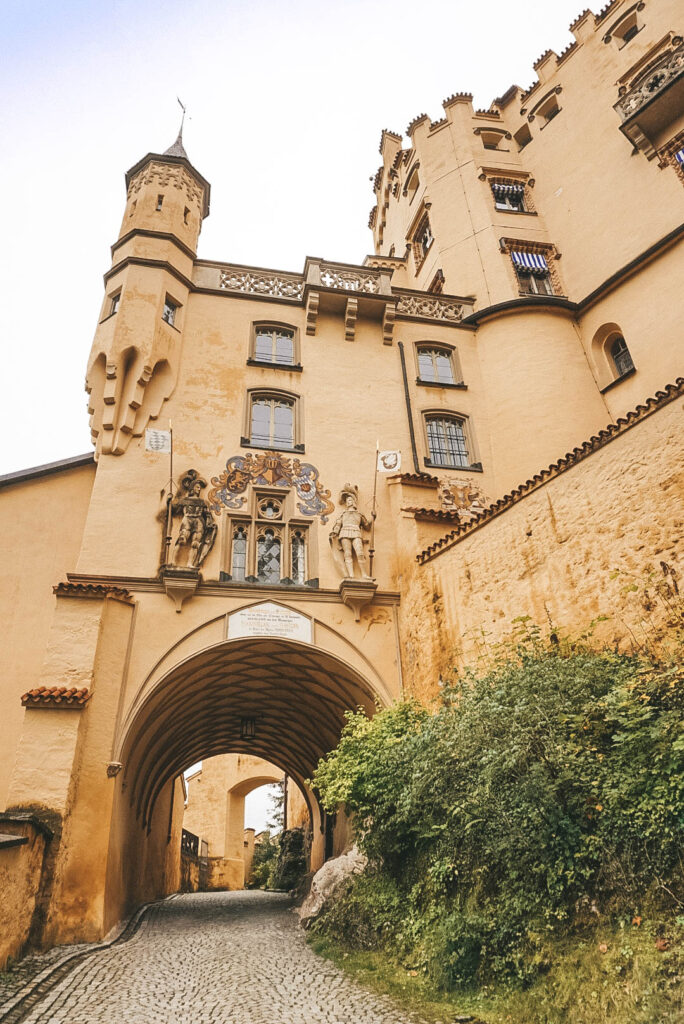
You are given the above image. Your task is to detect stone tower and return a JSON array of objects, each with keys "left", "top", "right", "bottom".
[{"left": 86, "top": 132, "right": 211, "bottom": 456}]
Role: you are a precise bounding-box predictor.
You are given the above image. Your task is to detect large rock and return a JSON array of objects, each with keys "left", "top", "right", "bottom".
[{"left": 298, "top": 846, "right": 367, "bottom": 926}]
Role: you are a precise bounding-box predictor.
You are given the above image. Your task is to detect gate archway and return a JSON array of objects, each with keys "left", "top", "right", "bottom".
[{"left": 105, "top": 635, "right": 384, "bottom": 926}]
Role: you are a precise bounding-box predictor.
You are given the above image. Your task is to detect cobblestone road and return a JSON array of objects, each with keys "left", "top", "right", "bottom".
[{"left": 18, "top": 891, "right": 426, "bottom": 1024}]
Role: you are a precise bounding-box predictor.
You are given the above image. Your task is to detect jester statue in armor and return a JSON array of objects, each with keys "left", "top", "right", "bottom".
[{"left": 329, "top": 483, "right": 373, "bottom": 580}]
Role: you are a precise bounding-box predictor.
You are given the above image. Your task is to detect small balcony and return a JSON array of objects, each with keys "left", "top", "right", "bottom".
[{"left": 615, "top": 42, "right": 684, "bottom": 158}]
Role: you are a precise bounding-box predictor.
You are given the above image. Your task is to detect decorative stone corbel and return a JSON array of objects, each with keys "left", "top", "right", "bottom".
[
  {"left": 107, "top": 762, "right": 123, "bottom": 778},
  {"left": 306, "top": 291, "right": 319, "bottom": 336},
  {"left": 161, "top": 566, "right": 200, "bottom": 612},
  {"left": 382, "top": 302, "right": 396, "bottom": 345},
  {"left": 339, "top": 578, "right": 378, "bottom": 621},
  {"left": 344, "top": 296, "right": 358, "bottom": 341}
]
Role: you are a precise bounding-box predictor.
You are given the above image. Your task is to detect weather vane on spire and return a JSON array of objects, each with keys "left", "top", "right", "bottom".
[{"left": 177, "top": 97, "right": 187, "bottom": 139}]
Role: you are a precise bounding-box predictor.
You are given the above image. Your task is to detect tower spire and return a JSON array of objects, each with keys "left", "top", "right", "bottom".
[{"left": 163, "top": 98, "right": 188, "bottom": 160}]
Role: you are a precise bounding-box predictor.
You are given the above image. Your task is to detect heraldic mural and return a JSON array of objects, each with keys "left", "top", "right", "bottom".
[{"left": 208, "top": 452, "right": 335, "bottom": 522}]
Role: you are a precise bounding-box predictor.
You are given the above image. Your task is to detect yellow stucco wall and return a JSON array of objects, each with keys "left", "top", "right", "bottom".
[
  {"left": 400, "top": 395, "right": 683, "bottom": 701},
  {"left": 0, "top": 464, "right": 94, "bottom": 810}
]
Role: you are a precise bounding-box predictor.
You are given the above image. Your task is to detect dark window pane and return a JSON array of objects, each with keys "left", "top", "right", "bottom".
[
  {"left": 611, "top": 337, "right": 634, "bottom": 376},
  {"left": 427, "top": 417, "right": 469, "bottom": 467}
]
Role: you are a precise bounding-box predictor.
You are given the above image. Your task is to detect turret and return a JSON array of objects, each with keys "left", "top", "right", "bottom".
[{"left": 86, "top": 132, "right": 210, "bottom": 456}]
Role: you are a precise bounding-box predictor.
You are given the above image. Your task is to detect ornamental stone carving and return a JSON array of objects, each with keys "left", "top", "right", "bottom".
[
  {"left": 319, "top": 267, "right": 380, "bottom": 293},
  {"left": 395, "top": 293, "right": 465, "bottom": 322},
  {"left": 219, "top": 270, "right": 304, "bottom": 300},
  {"left": 615, "top": 44, "right": 684, "bottom": 121}
]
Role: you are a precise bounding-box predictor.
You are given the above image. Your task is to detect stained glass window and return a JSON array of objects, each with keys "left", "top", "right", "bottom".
[{"left": 257, "top": 529, "right": 281, "bottom": 583}]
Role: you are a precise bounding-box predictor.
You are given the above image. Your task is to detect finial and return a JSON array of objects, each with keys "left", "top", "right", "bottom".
[{"left": 163, "top": 97, "right": 189, "bottom": 160}]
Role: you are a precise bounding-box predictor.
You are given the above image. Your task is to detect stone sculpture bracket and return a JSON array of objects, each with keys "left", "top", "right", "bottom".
[{"left": 339, "top": 578, "right": 378, "bottom": 621}]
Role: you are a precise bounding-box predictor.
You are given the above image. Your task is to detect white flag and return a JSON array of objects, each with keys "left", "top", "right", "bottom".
[
  {"left": 145, "top": 428, "right": 172, "bottom": 454},
  {"left": 377, "top": 450, "right": 401, "bottom": 473}
]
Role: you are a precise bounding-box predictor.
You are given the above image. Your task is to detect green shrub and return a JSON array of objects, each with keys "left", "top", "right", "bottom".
[{"left": 311, "top": 640, "right": 684, "bottom": 988}]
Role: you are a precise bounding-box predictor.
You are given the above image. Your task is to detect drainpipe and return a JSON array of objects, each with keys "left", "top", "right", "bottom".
[{"left": 397, "top": 341, "right": 420, "bottom": 473}]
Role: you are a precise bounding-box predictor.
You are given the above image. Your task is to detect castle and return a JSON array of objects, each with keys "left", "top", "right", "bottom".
[{"left": 0, "top": 0, "right": 682, "bottom": 965}]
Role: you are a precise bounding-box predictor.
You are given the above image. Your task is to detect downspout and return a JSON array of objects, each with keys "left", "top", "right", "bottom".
[{"left": 397, "top": 341, "right": 420, "bottom": 473}]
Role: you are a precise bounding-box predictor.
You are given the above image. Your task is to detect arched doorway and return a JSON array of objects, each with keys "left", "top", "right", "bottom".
[{"left": 104, "top": 636, "right": 383, "bottom": 930}]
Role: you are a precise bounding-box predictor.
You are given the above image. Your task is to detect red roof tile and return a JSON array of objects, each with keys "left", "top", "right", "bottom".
[{"left": 21, "top": 686, "right": 91, "bottom": 708}]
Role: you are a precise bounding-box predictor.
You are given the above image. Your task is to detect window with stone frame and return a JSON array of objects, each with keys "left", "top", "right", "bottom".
[
  {"left": 251, "top": 324, "right": 297, "bottom": 367},
  {"left": 162, "top": 296, "right": 179, "bottom": 326},
  {"left": 248, "top": 393, "right": 296, "bottom": 450},
  {"left": 416, "top": 344, "right": 463, "bottom": 386},
  {"left": 424, "top": 413, "right": 472, "bottom": 469},
  {"left": 412, "top": 213, "right": 434, "bottom": 267},
  {"left": 224, "top": 490, "right": 312, "bottom": 585},
  {"left": 500, "top": 239, "right": 563, "bottom": 297}
]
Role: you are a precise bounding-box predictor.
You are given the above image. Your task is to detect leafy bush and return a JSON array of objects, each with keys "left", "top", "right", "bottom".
[{"left": 311, "top": 639, "right": 684, "bottom": 988}]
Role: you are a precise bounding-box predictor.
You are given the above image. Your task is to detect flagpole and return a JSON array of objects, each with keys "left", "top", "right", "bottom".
[
  {"left": 369, "top": 441, "right": 379, "bottom": 579},
  {"left": 164, "top": 421, "right": 174, "bottom": 567}
]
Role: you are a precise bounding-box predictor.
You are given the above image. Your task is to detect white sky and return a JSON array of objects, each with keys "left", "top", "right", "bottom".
[{"left": 1, "top": 0, "right": 585, "bottom": 475}]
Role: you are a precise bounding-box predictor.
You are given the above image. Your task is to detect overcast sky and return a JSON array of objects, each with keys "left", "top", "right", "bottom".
[{"left": 1, "top": 0, "right": 585, "bottom": 475}]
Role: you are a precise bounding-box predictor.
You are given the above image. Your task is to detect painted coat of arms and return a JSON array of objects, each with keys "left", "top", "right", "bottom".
[{"left": 207, "top": 452, "right": 335, "bottom": 522}]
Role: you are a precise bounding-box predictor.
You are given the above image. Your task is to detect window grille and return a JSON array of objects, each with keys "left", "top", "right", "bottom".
[
  {"left": 426, "top": 416, "right": 469, "bottom": 468},
  {"left": 231, "top": 526, "right": 248, "bottom": 581},
  {"left": 257, "top": 528, "right": 282, "bottom": 583}
]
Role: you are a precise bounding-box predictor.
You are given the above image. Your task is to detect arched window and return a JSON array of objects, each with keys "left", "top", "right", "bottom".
[
  {"left": 590, "top": 324, "right": 637, "bottom": 391},
  {"left": 291, "top": 530, "right": 307, "bottom": 585},
  {"left": 252, "top": 325, "right": 296, "bottom": 366},
  {"left": 417, "top": 345, "right": 461, "bottom": 386},
  {"left": 250, "top": 395, "right": 294, "bottom": 449},
  {"left": 231, "top": 526, "right": 248, "bottom": 581},
  {"left": 257, "top": 528, "right": 282, "bottom": 583},
  {"left": 425, "top": 414, "right": 470, "bottom": 468},
  {"left": 611, "top": 336, "right": 635, "bottom": 377}
]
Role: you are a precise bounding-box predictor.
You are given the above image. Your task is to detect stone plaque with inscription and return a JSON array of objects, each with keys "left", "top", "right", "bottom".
[{"left": 227, "top": 602, "right": 312, "bottom": 643}]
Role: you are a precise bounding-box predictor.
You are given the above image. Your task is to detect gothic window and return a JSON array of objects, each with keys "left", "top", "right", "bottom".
[
  {"left": 291, "top": 530, "right": 307, "bottom": 585},
  {"left": 417, "top": 346, "right": 458, "bottom": 385},
  {"left": 425, "top": 414, "right": 471, "bottom": 468},
  {"left": 611, "top": 336, "right": 635, "bottom": 377},
  {"left": 257, "top": 528, "right": 282, "bottom": 583},
  {"left": 253, "top": 325, "right": 296, "bottom": 366},
  {"left": 250, "top": 395, "right": 295, "bottom": 449},
  {"left": 222, "top": 491, "right": 312, "bottom": 586},
  {"left": 231, "top": 526, "right": 248, "bottom": 581}
]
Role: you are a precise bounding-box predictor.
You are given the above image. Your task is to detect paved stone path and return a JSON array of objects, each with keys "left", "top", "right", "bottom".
[{"left": 17, "top": 891, "right": 426, "bottom": 1024}]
